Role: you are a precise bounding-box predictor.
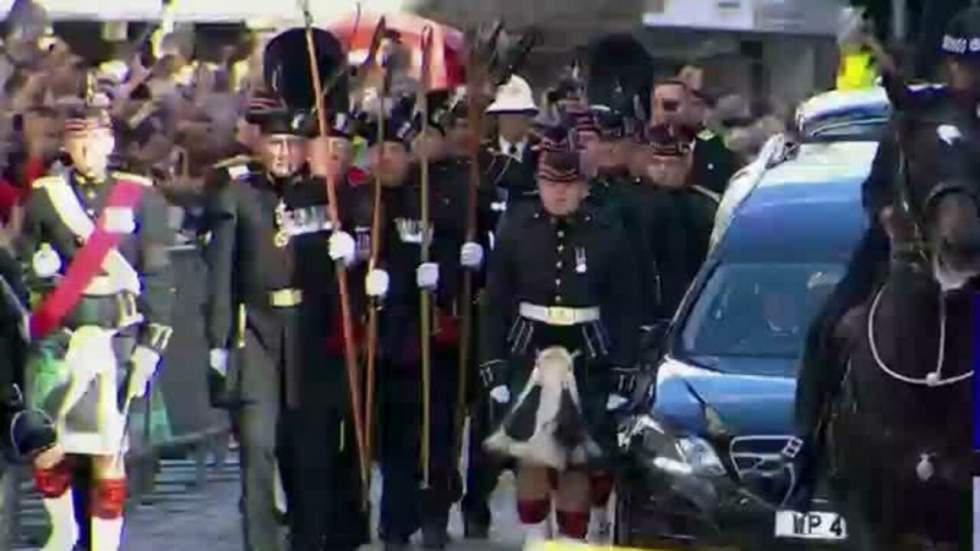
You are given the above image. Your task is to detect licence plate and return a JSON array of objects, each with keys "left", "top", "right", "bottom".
[{"left": 774, "top": 510, "right": 847, "bottom": 540}]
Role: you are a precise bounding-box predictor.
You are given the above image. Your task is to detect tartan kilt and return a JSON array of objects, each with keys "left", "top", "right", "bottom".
[{"left": 26, "top": 326, "right": 132, "bottom": 456}]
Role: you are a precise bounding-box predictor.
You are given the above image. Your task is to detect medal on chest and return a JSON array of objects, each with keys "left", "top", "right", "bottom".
[
  {"left": 274, "top": 199, "right": 333, "bottom": 249},
  {"left": 395, "top": 217, "right": 432, "bottom": 244},
  {"left": 355, "top": 226, "right": 372, "bottom": 262},
  {"left": 273, "top": 199, "right": 290, "bottom": 248},
  {"left": 575, "top": 246, "right": 588, "bottom": 274}
]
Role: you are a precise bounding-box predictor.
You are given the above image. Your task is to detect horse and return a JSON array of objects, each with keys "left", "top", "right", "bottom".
[{"left": 823, "top": 86, "right": 979, "bottom": 550}]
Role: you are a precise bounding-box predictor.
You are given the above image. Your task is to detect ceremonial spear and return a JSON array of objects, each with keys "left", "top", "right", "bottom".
[
  {"left": 297, "top": 0, "right": 369, "bottom": 503},
  {"left": 452, "top": 23, "right": 539, "bottom": 466},
  {"left": 417, "top": 26, "right": 435, "bottom": 489}
]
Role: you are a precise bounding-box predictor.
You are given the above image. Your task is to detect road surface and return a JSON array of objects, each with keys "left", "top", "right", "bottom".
[{"left": 15, "top": 454, "right": 527, "bottom": 551}]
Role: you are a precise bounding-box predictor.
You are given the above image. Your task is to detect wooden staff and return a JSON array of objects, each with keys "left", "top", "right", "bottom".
[
  {"left": 452, "top": 34, "right": 487, "bottom": 467},
  {"left": 298, "top": 1, "right": 369, "bottom": 503},
  {"left": 418, "top": 26, "right": 435, "bottom": 489},
  {"left": 452, "top": 23, "right": 538, "bottom": 466},
  {"left": 363, "top": 41, "right": 391, "bottom": 489}
]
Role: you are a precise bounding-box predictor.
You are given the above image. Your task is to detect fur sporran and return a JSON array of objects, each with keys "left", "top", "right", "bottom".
[{"left": 483, "top": 346, "right": 603, "bottom": 470}]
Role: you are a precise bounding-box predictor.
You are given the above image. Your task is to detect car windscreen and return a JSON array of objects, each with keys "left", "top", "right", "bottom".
[{"left": 678, "top": 262, "right": 844, "bottom": 362}]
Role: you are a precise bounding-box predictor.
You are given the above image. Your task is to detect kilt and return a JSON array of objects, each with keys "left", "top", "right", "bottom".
[
  {"left": 494, "top": 320, "right": 618, "bottom": 471},
  {"left": 26, "top": 325, "right": 134, "bottom": 456}
]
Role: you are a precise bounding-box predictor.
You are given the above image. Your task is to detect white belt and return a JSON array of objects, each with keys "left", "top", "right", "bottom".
[{"left": 519, "top": 303, "right": 600, "bottom": 326}]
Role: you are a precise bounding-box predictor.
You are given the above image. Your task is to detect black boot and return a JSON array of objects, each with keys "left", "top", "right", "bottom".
[
  {"left": 421, "top": 520, "right": 449, "bottom": 549},
  {"left": 462, "top": 513, "right": 490, "bottom": 539},
  {"left": 383, "top": 536, "right": 411, "bottom": 551}
]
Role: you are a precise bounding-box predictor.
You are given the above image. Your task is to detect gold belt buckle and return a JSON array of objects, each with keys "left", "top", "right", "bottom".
[
  {"left": 270, "top": 289, "right": 302, "bottom": 307},
  {"left": 548, "top": 307, "right": 575, "bottom": 326}
]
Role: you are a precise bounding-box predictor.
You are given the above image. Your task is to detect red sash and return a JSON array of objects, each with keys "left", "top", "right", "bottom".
[{"left": 30, "top": 180, "right": 147, "bottom": 340}]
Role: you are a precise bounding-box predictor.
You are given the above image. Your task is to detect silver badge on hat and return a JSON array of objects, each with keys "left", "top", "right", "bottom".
[{"left": 291, "top": 113, "right": 305, "bottom": 133}]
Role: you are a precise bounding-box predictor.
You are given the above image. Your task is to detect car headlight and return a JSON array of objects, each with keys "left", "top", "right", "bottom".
[
  {"left": 676, "top": 436, "right": 726, "bottom": 477},
  {"left": 624, "top": 415, "right": 726, "bottom": 478}
]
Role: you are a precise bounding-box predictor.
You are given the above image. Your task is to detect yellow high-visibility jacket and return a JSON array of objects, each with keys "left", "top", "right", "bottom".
[{"left": 836, "top": 49, "right": 878, "bottom": 91}]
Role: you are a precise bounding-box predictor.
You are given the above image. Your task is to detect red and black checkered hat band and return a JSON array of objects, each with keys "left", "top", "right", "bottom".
[
  {"left": 64, "top": 111, "right": 111, "bottom": 136},
  {"left": 573, "top": 112, "right": 596, "bottom": 133},
  {"left": 538, "top": 150, "right": 582, "bottom": 182},
  {"left": 539, "top": 127, "right": 573, "bottom": 153}
]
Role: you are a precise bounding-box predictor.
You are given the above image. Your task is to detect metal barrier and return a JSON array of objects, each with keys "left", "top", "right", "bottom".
[
  {"left": 133, "top": 244, "right": 231, "bottom": 493},
  {"left": 7, "top": 243, "right": 232, "bottom": 548}
]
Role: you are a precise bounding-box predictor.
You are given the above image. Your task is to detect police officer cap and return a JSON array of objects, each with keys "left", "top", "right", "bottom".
[{"left": 941, "top": 7, "right": 980, "bottom": 59}]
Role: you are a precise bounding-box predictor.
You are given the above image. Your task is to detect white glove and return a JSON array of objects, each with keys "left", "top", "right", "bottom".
[
  {"left": 128, "top": 346, "right": 161, "bottom": 398},
  {"left": 365, "top": 269, "right": 390, "bottom": 298},
  {"left": 489, "top": 385, "right": 510, "bottom": 404},
  {"left": 416, "top": 262, "right": 439, "bottom": 290},
  {"left": 328, "top": 231, "right": 356, "bottom": 265},
  {"left": 209, "top": 348, "right": 229, "bottom": 377},
  {"left": 606, "top": 394, "right": 629, "bottom": 411},
  {"left": 460, "top": 242, "right": 484, "bottom": 270}
]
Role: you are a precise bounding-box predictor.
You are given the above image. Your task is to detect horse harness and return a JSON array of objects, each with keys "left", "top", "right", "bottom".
[{"left": 863, "top": 122, "right": 976, "bottom": 388}]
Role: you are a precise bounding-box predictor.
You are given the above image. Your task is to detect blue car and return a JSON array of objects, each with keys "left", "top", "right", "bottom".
[{"left": 615, "top": 143, "right": 872, "bottom": 549}]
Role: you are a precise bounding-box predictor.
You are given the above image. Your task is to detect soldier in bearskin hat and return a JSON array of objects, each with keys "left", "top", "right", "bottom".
[
  {"left": 276, "top": 107, "right": 374, "bottom": 551},
  {"left": 204, "top": 98, "right": 375, "bottom": 551}
]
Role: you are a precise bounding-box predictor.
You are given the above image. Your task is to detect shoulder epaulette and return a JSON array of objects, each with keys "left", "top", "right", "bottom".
[
  {"left": 213, "top": 154, "right": 254, "bottom": 170},
  {"left": 697, "top": 128, "right": 716, "bottom": 141},
  {"left": 111, "top": 171, "right": 153, "bottom": 187},
  {"left": 31, "top": 175, "right": 63, "bottom": 190},
  {"left": 223, "top": 161, "right": 254, "bottom": 181}
]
